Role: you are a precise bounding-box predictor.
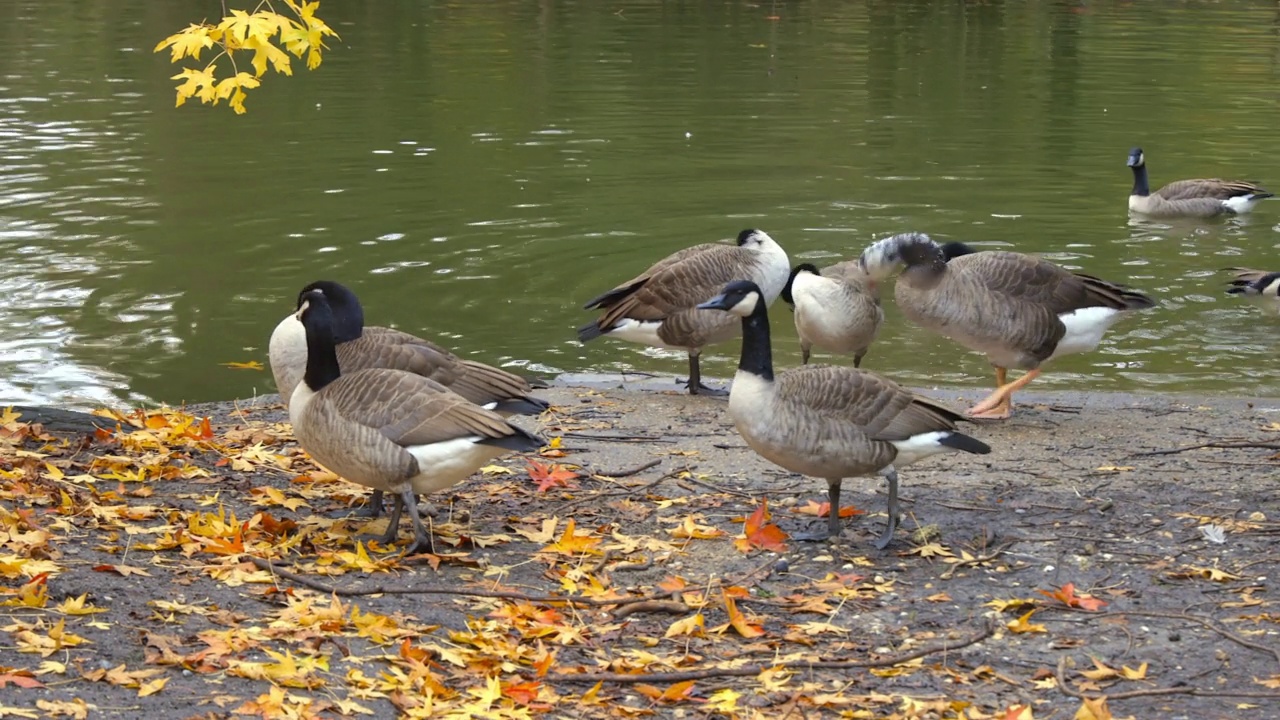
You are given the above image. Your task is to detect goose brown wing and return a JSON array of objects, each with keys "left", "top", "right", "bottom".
[
  {"left": 1156, "top": 179, "right": 1266, "bottom": 201},
  {"left": 337, "top": 332, "right": 465, "bottom": 387},
  {"left": 772, "top": 366, "right": 959, "bottom": 441},
  {"left": 595, "top": 244, "right": 757, "bottom": 326},
  {"left": 1225, "top": 267, "right": 1273, "bottom": 284},
  {"left": 323, "top": 370, "right": 519, "bottom": 447}
]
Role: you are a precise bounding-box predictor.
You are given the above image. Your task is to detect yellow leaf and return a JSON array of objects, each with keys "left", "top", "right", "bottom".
[
  {"left": 790, "top": 621, "right": 850, "bottom": 636},
  {"left": 245, "top": 35, "right": 293, "bottom": 77},
  {"left": 1120, "top": 662, "right": 1148, "bottom": 680},
  {"left": 153, "top": 24, "right": 217, "bottom": 62},
  {"left": 137, "top": 676, "right": 168, "bottom": 697},
  {"left": 221, "top": 360, "right": 264, "bottom": 370},
  {"left": 664, "top": 613, "right": 705, "bottom": 638},
  {"left": 540, "top": 519, "right": 601, "bottom": 556},
  {"left": 1073, "top": 696, "right": 1112, "bottom": 720},
  {"left": 218, "top": 10, "right": 279, "bottom": 44},
  {"left": 1006, "top": 610, "right": 1047, "bottom": 634},
  {"left": 705, "top": 688, "right": 740, "bottom": 713},
  {"left": 668, "top": 515, "right": 727, "bottom": 540},
  {"left": 480, "top": 465, "right": 514, "bottom": 476},
  {"left": 54, "top": 594, "right": 107, "bottom": 616},
  {"left": 170, "top": 67, "right": 217, "bottom": 107},
  {"left": 1079, "top": 658, "right": 1120, "bottom": 681},
  {"left": 907, "top": 542, "right": 954, "bottom": 558}
]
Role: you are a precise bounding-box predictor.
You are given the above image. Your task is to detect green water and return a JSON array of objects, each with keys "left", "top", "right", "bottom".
[{"left": 2, "top": 0, "right": 1279, "bottom": 408}]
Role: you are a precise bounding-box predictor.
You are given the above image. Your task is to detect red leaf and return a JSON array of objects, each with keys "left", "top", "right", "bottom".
[
  {"left": 1038, "top": 582, "right": 1107, "bottom": 611},
  {"left": 0, "top": 672, "right": 44, "bottom": 689},
  {"left": 526, "top": 460, "right": 578, "bottom": 492}
]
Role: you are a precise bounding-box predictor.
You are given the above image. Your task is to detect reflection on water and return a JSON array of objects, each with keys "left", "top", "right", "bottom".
[{"left": 1, "top": 0, "right": 1280, "bottom": 409}]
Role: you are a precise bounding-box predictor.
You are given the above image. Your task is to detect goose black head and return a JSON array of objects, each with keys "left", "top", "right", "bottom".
[
  {"left": 735, "top": 228, "right": 776, "bottom": 250},
  {"left": 298, "top": 280, "right": 364, "bottom": 343},
  {"left": 780, "top": 263, "right": 821, "bottom": 307},
  {"left": 1127, "top": 147, "right": 1145, "bottom": 168},
  {"left": 697, "top": 280, "right": 764, "bottom": 318}
]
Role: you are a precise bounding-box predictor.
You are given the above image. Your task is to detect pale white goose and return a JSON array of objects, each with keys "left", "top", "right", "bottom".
[
  {"left": 289, "top": 289, "right": 544, "bottom": 553},
  {"left": 859, "top": 233, "right": 1156, "bottom": 420},
  {"left": 578, "top": 228, "right": 790, "bottom": 395},
  {"left": 270, "top": 281, "right": 548, "bottom": 516},
  {"left": 779, "top": 261, "right": 882, "bottom": 367},
  {"left": 1127, "top": 147, "right": 1273, "bottom": 218},
  {"left": 697, "top": 280, "right": 991, "bottom": 548},
  {"left": 1225, "top": 267, "right": 1280, "bottom": 314}
]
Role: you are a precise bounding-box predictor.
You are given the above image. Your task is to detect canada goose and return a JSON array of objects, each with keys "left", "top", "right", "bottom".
[
  {"left": 289, "top": 289, "right": 544, "bottom": 553},
  {"left": 779, "top": 261, "right": 882, "bottom": 367},
  {"left": 697, "top": 280, "right": 990, "bottom": 547},
  {"left": 270, "top": 280, "right": 548, "bottom": 516},
  {"left": 578, "top": 228, "right": 790, "bottom": 395},
  {"left": 1127, "top": 147, "right": 1273, "bottom": 218},
  {"left": 1225, "top": 267, "right": 1280, "bottom": 314},
  {"left": 859, "top": 233, "right": 1156, "bottom": 420}
]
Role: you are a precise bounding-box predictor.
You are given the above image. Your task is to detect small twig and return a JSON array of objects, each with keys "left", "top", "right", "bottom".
[
  {"left": 553, "top": 467, "right": 692, "bottom": 514},
  {"left": 940, "top": 542, "right": 1011, "bottom": 580},
  {"left": 591, "top": 460, "right": 661, "bottom": 478},
  {"left": 1131, "top": 441, "right": 1280, "bottom": 457},
  {"left": 544, "top": 621, "right": 995, "bottom": 684},
  {"left": 1078, "top": 608, "right": 1280, "bottom": 664},
  {"left": 676, "top": 473, "right": 755, "bottom": 499},
  {"left": 561, "top": 432, "right": 675, "bottom": 444},
  {"left": 614, "top": 556, "right": 654, "bottom": 572}
]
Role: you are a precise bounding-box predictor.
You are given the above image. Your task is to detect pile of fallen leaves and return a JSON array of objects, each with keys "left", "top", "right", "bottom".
[{"left": 1, "top": 400, "right": 1277, "bottom": 719}]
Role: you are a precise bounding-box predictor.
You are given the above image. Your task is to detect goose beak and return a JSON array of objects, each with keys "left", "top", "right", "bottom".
[{"left": 696, "top": 294, "right": 731, "bottom": 311}]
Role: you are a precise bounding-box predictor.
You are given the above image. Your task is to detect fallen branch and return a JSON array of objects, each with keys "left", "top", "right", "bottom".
[
  {"left": 544, "top": 622, "right": 995, "bottom": 684},
  {"left": 611, "top": 600, "right": 688, "bottom": 620},
  {"left": 1055, "top": 657, "right": 1280, "bottom": 701},
  {"left": 1131, "top": 441, "right": 1280, "bottom": 457},
  {"left": 562, "top": 432, "right": 675, "bottom": 444}
]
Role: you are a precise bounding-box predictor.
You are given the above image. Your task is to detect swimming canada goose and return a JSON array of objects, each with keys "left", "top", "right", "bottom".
[
  {"left": 1225, "top": 267, "right": 1280, "bottom": 314},
  {"left": 697, "top": 280, "right": 991, "bottom": 548},
  {"left": 289, "top": 289, "right": 544, "bottom": 552},
  {"left": 578, "top": 228, "right": 790, "bottom": 395},
  {"left": 270, "top": 280, "right": 548, "bottom": 516},
  {"left": 779, "top": 261, "right": 883, "bottom": 367},
  {"left": 859, "top": 233, "right": 1156, "bottom": 420},
  {"left": 1127, "top": 147, "right": 1273, "bottom": 218}
]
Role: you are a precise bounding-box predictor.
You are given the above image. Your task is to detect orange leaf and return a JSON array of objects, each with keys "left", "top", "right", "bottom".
[
  {"left": 0, "top": 672, "right": 43, "bottom": 689},
  {"left": 734, "top": 500, "right": 789, "bottom": 553},
  {"left": 792, "top": 499, "right": 864, "bottom": 518},
  {"left": 503, "top": 680, "right": 542, "bottom": 705},
  {"left": 527, "top": 460, "right": 578, "bottom": 492},
  {"left": 1038, "top": 582, "right": 1106, "bottom": 611},
  {"left": 540, "top": 519, "right": 601, "bottom": 556},
  {"left": 722, "top": 594, "right": 765, "bottom": 638},
  {"left": 657, "top": 576, "right": 688, "bottom": 594}
]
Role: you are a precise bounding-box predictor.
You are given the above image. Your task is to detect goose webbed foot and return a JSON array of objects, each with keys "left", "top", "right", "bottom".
[
  {"left": 355, "top": 490, "right": 385, "bottom": 518},
  {"left": 968, "top": 367, "right": 1041, "bottom": 419},
  {"left": 683, "top": 353, "right": 728, "bottom": 396},
  {"left": 399, "top": 489, "right": 435, "bottom": 554},
  {"left": 874, "top": 468, "right": 901, "bottom": 550}
]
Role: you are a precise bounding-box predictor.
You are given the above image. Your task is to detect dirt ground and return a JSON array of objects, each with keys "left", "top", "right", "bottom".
[{"left": 2, "top": 374, "right": 1280, "bottom": 719}]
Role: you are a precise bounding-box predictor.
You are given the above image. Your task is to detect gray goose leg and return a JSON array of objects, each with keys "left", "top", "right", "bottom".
[
  {"left": 874, "top": 467, "right": 901, "bottom": 550},
  {"left": 685, "top": 351, "right": 727, "bottom": 396},
  {"left": 794, "top": 478, "right": 843, "bottom": 542}
]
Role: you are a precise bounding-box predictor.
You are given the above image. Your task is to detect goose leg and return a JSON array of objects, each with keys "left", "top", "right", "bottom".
[
  {"left": 398, "top": 489, "right": 435, "bottom": 554},
  {"left": 793, "top": 478, "right": 843, "bottom": 542},
  {"left": 684, "top": 350, "right": 727, "bottom": 396},
  {"left": 375, "top": 492, "right": 405, "bottom": 545},
  {"left": 853, "top": 351, "right": 866, "bottom": 369},
  {"left": 874, "top": 467, "right": 900, "bottom": 550},
  {"left": 969, "top": 368, "right": 1041, "bottom": 419},
  {"left": 801, "top": 343, "right": 812, "bottom": 365},
  {"left": 356, "top": 490, "right": 385, "bottom": 518}
]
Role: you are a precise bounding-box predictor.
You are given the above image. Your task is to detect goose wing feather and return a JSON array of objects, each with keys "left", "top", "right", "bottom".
[
  {"left": 772, "top": 366, "right": 956, "bottom": 440},
  {"left": 1156, "top": 178, "right": 1267, "bottom": 201},
  {"left": 593, "top": 244, "right": 760, "bottom": 325}
]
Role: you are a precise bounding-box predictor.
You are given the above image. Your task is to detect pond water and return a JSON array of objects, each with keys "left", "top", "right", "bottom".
[{"left": 3, "top": 0, "right": 1280, "bottom": 409}]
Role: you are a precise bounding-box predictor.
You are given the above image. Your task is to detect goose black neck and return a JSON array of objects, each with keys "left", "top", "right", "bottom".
[
  {"left": 302, "top": 305, "right": 342, "bottom": 392},
  {"left": 1130, "top": 164, "right": 1150, "bottom": 197},
  {"left": 736, "top": 301, "right": 774, "bottom": 382}
]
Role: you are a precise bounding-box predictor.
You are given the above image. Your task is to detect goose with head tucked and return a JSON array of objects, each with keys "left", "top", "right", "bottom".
[
  {"left": 779, "top": 261, "right": 883, "bottom": 367},
  {"left": 697, "top": 280, "right": 991, "bottom": 548},
  {"left": 270, "top": 281, "right": 548, "bottom": 515},
  {"left": 578, "top": 228, "right": 790, "bottom": 395},
  {"left": 1127, "top": 147, "right": 1273, "bottom": 218},
  {"left": 859, "top": 233, "right": 1156, "bottom": 420},
  {"left": 1225, "top": 267, "right": 1280, "bottom": 315},
  {"left": 288, "top": 289, "right": 544, "bottom": 553}
]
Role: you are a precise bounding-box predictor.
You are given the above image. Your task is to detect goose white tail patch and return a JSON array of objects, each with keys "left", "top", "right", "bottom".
[
  {"left": 889, "top": 431, "right": 954, "bottom": 467},
  {"left": 1052, "top": 307, "right": 1123, "bottom": 359},
  {"left": 1224, "top": 195, "right": 1260, "bottom": 214},
  {"left": 405, "top": 437, "right": 507, "bottom": 494},
  {"left": 603, "top": 319, "right": 672, "bottom": 349}
]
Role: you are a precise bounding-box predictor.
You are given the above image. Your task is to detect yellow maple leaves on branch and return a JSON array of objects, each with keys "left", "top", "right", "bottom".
[{"left": 153, "top": 0, "right": 338, "bottom": 114}]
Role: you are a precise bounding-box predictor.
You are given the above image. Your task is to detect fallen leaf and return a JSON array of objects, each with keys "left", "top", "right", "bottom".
[
  {"left": 527, "top": 460, "right": 578, "bottom": 492},
  {"left": 1007, "top": 610, "right": 1047, "bottom": 634},
  {"left": 1039, "top": 583, "right": 1106, "bottom": 611},
  {"left": 220, "top": 360, "right": 264, "bottom": 370}
]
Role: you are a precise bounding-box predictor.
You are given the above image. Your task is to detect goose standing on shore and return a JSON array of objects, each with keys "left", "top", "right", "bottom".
[
  {"left": 697, "top": 280, "right": 990, "bottom": 548},
  {"left": 859, "top": 234, "right": 1156, "bottom": 420},
  {"left": 270, "top": 280, "right": 547, "bottom": 516},
  {"left": 1127, "top": 147, "right": 1273, "bottom": 218},
  {"left": 578, "top": 229, "right": 790, "bottom": 395},
  {"left": 289, "top": 289, "right": 543, "bottom": 553},
  {"left": 1225, "top": 267, "right": 1280, "bottom": 314},
  {"left": 780, "top": 261, "right": 882, "bottom": 367}
]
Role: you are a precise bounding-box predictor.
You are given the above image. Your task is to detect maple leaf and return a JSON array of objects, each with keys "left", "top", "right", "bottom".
[
  {"left": 540, "top": 519, "right": 601, "bottom": 556},
  {"left": 1074, "top": 696, "right": 1112, "bottom": 720},
  {"left": 1256, "top": 674, "right": 1280, "bottom": 689},
  {"left": 1038, "top": 583, "right": 1107, "bottom": 611},
  {"left": 1078, "top": 658, "right": 1120, "bottom": 681},
  {"left": 170, "top": 67, "right": 217, "bottom": 108},
  {"left": 54, "top": 594, "right": 106, "bottom": 616},
  {"left": 712, "top": 593, "right": 765, "bottom": 638},
  {"left": 907, "top": 542, "right": 955, "bottom": 558},
  {"left": 635, "top": 680, "right": 697, "bottom": 703},
  {"left": 734, "top": 501, "right": 789, "bottom": 553},
  {"left": 792, "top": 499, "right": 863, "bottom": 518},
  {"left": 1169, "top": 565, "right": 1242, "bottom": 583},
  {"left": 221, "top": 360, "right": 264, "bottom": 370},
  {"left": 35, "top": 699, "right": 86, "bottom": 720},
  {"left": 668, "top": 515, "right": 727, "bottom": 540},
  {"left": 153, "top": 23, "right": 218, "bottom": 62},
  {"left": 985, "top": 597, "right": 1039, "bottom": 614},
  {"left": 527, "top": 460, "right": 578, "bottom": 492},
  {"left": 1004, "top": 705, "right": 1035, "bottom": 720},
  {"left": 1006, "top": 610, "right": 1047, "bottom": 634},
  {"left": 664, "top": 613, "right": 705, "bottom": 638}
]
